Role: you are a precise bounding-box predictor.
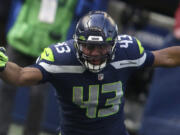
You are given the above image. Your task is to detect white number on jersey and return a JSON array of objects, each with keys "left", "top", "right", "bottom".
[
  {"left": 55, "top": 42, "right": 71, "bottom": 53},
  {"left": 118, "top": 35, "right": 133, "bottom": 48},
  {"left": 73, "top": 81, "right": 123, "bottom": 118}
]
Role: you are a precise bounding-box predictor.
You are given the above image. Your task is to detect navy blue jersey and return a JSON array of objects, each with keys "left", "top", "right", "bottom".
[{"left": 34, "top": 35, "right": 154, "bottom": 135}]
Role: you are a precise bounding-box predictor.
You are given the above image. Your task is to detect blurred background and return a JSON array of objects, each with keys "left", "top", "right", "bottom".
[{"left": 0, "top": 0, "right": 180, "bottom": 135}]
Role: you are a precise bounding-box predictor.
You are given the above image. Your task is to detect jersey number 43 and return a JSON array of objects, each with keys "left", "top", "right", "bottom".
[{"left": 73, "top": 81, "right": 123, "bottom": 118}]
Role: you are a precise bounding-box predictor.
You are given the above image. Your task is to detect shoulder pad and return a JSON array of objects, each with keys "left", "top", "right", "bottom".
[
  {"left": 117, "top": 35, "right": 144, "bottom": 55},
  {"left": 40, "top": 47, "right": 54, "bottom": 62}
]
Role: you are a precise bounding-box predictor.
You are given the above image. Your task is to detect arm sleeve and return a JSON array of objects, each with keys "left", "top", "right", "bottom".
[
  {"left": 143, "top": 50, "right": 155, "bottom": 67},
  {"left": 131, "top": 37, "right": 155, "bottom": 68},
  {"left": 123, "top": 36, "right": 155, "bottom": 68},
  {"left": 30, "top": 46, "right": 55, "bottom": 83}
]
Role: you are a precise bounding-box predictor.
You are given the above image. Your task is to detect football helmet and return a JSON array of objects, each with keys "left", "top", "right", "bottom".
[{"left": 74, "top": 11, "right": 118, "bottom": 72}]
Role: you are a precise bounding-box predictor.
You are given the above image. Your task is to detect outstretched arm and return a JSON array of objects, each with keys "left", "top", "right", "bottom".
[
  {"left": 0, "top": 47, "right": 43, "bottom": 86},
  {"left": 0, "top": 62, "right": 43, "bottom": 86},
  {"left": 152, "top": 46, "right": 180, "bottom": 67}
]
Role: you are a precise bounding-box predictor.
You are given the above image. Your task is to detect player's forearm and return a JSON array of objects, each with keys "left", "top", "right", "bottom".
[
  {"left": 0, "top": 61, "right": 43, "bottom": 86},
  {"left": 164, "top": 46, "right": 180, "bottom": 66},
  {"left": 153, "top": 46, "right": 180, "bottom": 67},
  {"left": 0, "top": 62, "right": 24, "bottom": 86}
]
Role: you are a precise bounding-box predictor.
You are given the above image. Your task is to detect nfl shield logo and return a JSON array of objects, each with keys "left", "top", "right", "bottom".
[{"left": 98, "top": 73, "right": 104, "bottom": 81}]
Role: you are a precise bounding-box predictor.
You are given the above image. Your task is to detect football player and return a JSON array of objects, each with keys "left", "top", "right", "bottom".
[{"left": 0, "top": 11, "right": 180, "bottom": 135}]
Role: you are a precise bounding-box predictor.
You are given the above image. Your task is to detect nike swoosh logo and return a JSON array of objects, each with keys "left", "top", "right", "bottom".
[{"left": 45, "top": 51, "right": 49, "bottom": 57}]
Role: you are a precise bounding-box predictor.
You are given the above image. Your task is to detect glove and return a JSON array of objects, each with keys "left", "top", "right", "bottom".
[{"left": 0, "top": 47, "right": 8, "bottom": 72}]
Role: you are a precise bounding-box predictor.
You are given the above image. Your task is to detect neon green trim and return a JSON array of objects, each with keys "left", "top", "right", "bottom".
[
  {"left": 136, "top": 39, "right": 144, "bottom": 54},
  {"left": 40, "top": 48, "right": 54, "bottom": 62},
  {"left": 79, "top": 35, "right": 86, "bottom": 41},
  {"left": 106, "top": 37, "right": 113, "bottom": 41}
]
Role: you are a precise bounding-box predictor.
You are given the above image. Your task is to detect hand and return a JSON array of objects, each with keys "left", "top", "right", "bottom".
[{"left": 0, "top": 47, "right": 8, "bottom": 72}]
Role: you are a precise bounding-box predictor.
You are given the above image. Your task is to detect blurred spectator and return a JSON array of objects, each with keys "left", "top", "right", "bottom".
[
  {"left": 139, "top": 2, "right": 180, "bottom": 135},
  {"left": 0, "top": 0, "right": 77, "bottom": 135},
  {"left": 0, "top": 0, "right": 109, "bottom": 135}
]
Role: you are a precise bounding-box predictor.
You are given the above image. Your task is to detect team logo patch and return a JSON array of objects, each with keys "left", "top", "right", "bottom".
[
  {"left": 40, "top": 47, "right": 54, "bottom": 62},
  {"left": 98, "top": 73, "right": 104, "bottom": 81}
]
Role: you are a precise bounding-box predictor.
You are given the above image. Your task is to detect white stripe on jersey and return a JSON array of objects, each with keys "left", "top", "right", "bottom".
[
  {"left": 110, "top": 53, "right": 146, "bottom": 69},
  {"left": 38, "top": 62, "right": 85, "bottom": 73}
]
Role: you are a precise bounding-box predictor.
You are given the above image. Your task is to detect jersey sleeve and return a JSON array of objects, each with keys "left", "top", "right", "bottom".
[
  {"left": 135, "top": 38, "right": 155, "bottom": 68},
  {"left": 32, "top": 46, "right": 55, "bottom": 83},
  {"left": 112, "top": 35, "right": 154, "bottom": 69}
]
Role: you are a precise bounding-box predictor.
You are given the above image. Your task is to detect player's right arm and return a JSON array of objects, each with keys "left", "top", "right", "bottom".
[{"left": 0, "top": 47, "right": 43, "bottom": 86}]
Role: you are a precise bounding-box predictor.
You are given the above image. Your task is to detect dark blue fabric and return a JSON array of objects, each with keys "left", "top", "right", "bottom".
[
  {"left": 33, "top": 35, "right": 153, "bottom": 135},
  {"left": 9, "top": 0, "right": 109, "bottom": 133}
]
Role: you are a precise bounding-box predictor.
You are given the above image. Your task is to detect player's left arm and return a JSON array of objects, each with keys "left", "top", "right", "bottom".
[{"left": 152, "top": 46, "right": 180, "bottom": 67}]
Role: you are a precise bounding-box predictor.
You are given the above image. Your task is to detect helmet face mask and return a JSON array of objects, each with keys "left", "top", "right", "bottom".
[
  {"left": 74, "top": 11, "right": 118, "bottom": 73},
  {"left": 80, "top": 43, "right": 113, "bottom": 65}
]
